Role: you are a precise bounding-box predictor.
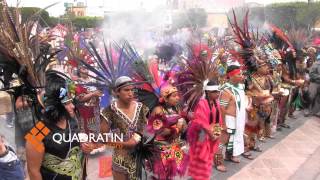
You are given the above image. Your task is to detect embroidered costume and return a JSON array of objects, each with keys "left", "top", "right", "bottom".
[
  {"left": 147, "top": 104, "right": 188, "bottom": 180},
  {"left": 41, "top": 119, "right": 85, "bottom": 180},
  {"left": 101, "top": 101, "right": 148, "bottom": 180},
  {"left": 75, "top": 80, "right": 101, "bottom": 134}
]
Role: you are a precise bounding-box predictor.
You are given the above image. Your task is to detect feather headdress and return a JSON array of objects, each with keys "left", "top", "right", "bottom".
[
  {"left": 131, "top": 58, "right": 162, "bottom": 112},
  {"left": 287, "top": 28, "right": 311, "bottom": 59},
  {"left": 268, "top": 24, "right": 293, "bottom": 51},
  {"left": 0, "top": 0, "right": 59, "bottom": 90},
  {"left": 73, "top": 39, "right": 141, "bottom": 106},
  {"left": 0, "top": 0, "right": 59, "bottom": 125},
  {"left": 228, "top": 10, "right": 259, "bottom": 74},
  {"left": 266, "top": 24, "right": 298, "bottom": 78},
  {"left": 228, "top": 10, "right": 275, "bottom": 76},
  {"left": 176, "top": 47, "right": 219, "bottom": 111}
]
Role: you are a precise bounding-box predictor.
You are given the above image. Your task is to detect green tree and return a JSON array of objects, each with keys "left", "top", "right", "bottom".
[
  {"left": 5, "top": 7, "right": 52, "bottom": 27},
  {"left": 20, "top": 7, "right": 51, "bottom": 27},
  {"left": 265, "top": 4, "right": 298, "bottom": 30},
  {"left": 295, "top": 3, "right": 320, "bottom": 30},
  {"left": 71, "top": 16, "right": 104, "bottom": 29},
  {"left": 48, "top": 17, "right": 60, "bottom": 27},
  {"left": 231, "top": 2, "right": 320, "bottom": 30}
]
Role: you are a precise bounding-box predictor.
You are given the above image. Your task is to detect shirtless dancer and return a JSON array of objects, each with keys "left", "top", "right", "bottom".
[{"left": 219, "top": 65, "right": 246, "bottom": 164}]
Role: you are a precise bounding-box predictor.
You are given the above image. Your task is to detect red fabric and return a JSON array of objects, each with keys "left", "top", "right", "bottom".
[
  {"left": 149, "top": 59, "right": 163, "bottom": 87},
  {"left": 313, "top": 38, "right": 320, "bottom": 46},
  {"left": 75, "top": 85, "right": 96, "bottom": 134},
  {"left": 68, "top": 59, "right": 78, "bottom": 68},
  {"left": 227, "top": 69, "right": 241, "bottom": 77},
  {"left": 75, "top": 85, "right": 87, "bottom": 96},
  {"left": 99, "top": 156, "right": 112, "bottom": 177},
  {"left": 78, "top": 106, "right": 96, "bottom": 133},
  {"left": 245, "top": 124, "right": 260, "bottom": 133},
  {"left": 188, "top": 99, "right": 222, "bottom": 180}
]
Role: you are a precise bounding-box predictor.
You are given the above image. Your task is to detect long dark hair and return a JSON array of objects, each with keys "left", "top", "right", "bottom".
[
  {"left": 284, "top": 51, "right": 297, "bottom": 79},
  {"left": 43, "top": 74, "right": 71, "bottom": 124}
]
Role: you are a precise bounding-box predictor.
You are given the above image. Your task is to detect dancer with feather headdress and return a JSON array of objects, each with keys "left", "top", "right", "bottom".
[
  {"left": 76, "top": 39, "right": 158, "bottom": 180},
  {"left": 26, "top": 70, "right": 91, "bottom": 180},
  {"left": 268, "top": 25, "right": 305, "bottom": 130},
  {"left": 286, "top": 29, "right": 311, "bottom": 116},
  {"left": 229, "top": 10, "right": 276, "bottom": 145},
  {"left": 64, "top": 33, "right": 103, "bottom": 136},
  {"left": 132, "top": 54, "right": 189, "bottom": 179},
  {"left": 0, "top": 0, "right": 60, "bottom": 178},
  {"left": 220, "top": 10, "right": 261, "bottom": 163},
  {"left": 261, "top": 42, "right": 283, "bottom": 137},
  {"left": 99, "top": 76, "right": 149, "bottom": 180},
  {"left": 175, "top": 44, "right": 224, "bottom": 179}
]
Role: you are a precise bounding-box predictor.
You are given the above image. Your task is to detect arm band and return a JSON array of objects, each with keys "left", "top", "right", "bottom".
[
  {"left": 220, "top": 100, "right": 229, "bottom": 107},
  {"left": 132, "top": 133, "right": 142, "bottom": 143}
]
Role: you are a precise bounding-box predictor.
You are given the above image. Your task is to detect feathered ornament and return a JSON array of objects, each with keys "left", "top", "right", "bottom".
[
  {"left": 73, "top": 39, "right": 141, "bottom": 107},
  {"left": 262, "top": 43, "right": 282, "bottom": 68},
  {"left": 287, "top": 28, "right": 311, "bottom": 59},
  {"left": 265, "top": 24, "right": 298, "bottom": 79},
  {"left": 0, "top": 0, "right": 59, "bottom": 88},
  {"left": 131, "top": 133, "right": 161, "bottom": 180},
  {"left": 0, "top": 0, "right": 60, "bottom": 126},
  {"left": 228, "top": 10, "right": 260, "bottom": 75},
  {"left": 267, "top": 24, "right": 293, "bottom": 51},
  {"left": 176, "top": 47, "right": 219, "bottom": 111},
  {"left": 131, "top": 59, "right": 161, "bottom": 112},
  {"left": 63, "top": 29, "right": 85, "bottom": 67}
]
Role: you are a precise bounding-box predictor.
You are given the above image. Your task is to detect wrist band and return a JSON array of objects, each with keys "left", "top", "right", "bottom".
[
  {"left": 175, "top": 127, "right": 180, "bottom": 134},
  {"left": 133, "top": 133, "right": 141, "bottom": 143}
]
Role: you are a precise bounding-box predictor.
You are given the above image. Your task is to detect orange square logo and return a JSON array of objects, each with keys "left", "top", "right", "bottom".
[{"left": 25, "top": 121, "right": 50, "bottom": 153}]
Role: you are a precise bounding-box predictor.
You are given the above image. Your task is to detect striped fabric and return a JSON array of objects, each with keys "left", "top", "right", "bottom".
[{"left": 220, "top": 100, "right": 229, "bottom": 107}]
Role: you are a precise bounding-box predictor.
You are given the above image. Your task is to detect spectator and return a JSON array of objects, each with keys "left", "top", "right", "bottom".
[
  {"left": 308, "top": 54, "right": 320, "bottom": 117},
  {"left": 0, "top": 134, "right": 25, "bottom": 180}
]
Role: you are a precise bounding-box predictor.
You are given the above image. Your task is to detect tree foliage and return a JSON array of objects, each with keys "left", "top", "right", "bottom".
[
  {"left": 70, "top": 16, "right": 104, "bottom": 29},
  {"left": 6, "top": 7, "right": 52, "bottom": 27},
  {"left": 229, "top": 2, "right": 320, "bottom": 30},
  {"left": 6, "top": 6, "right": 104, "bottom": 29}
]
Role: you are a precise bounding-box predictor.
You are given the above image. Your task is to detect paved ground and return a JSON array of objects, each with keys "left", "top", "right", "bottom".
[
  {"left": 290, "top": 146, "right": 320, "bottom": 180},
  {"left": 1, "top": 92, "right": 319, "bottom": 180},
  {"left": 85, "top": 111, "right": 320, "bottom": 180},
  {"left": 228, "top": 115, "right": 320, "bottom": 180},
  {"left": 212, "top": 111, "right": 320, "bottom": 180}
]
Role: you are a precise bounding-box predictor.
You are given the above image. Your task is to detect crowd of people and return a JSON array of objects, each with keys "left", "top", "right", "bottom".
[{"left": 0, "top": 1, "right": 320, "bottom": 180}]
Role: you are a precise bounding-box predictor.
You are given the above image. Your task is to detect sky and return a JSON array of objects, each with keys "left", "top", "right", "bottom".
[{"left": 6, "top": 0, "right": 310, "bottom": 17}]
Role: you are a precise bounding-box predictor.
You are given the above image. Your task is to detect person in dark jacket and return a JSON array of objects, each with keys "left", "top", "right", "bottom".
[{"left": 308, "top": 54, "right": 320, "bottom": 117}]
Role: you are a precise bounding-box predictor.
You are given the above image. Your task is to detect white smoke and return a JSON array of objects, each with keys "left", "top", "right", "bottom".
[{"left": 102, "top": 5, "right": 195, "bottom": 58}]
